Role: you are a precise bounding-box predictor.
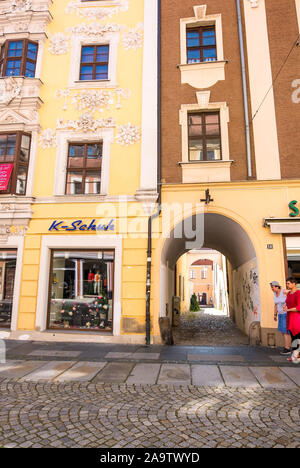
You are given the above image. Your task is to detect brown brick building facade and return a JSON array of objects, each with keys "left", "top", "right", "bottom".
[{"left": 161, "top": 0, "right": 300, "bottom": 183}]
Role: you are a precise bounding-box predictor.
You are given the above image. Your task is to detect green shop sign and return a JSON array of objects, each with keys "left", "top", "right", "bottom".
[{"left": 289, "top": 201, "right": 300, "bottom": 218}]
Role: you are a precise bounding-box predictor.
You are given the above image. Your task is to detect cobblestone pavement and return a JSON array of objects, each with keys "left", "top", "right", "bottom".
[
  {"left": 0, "top": 380, "right": 299, "bottom": 448},
  {"left": 173, "top": 311, "right": 249, "bottom": 346}
]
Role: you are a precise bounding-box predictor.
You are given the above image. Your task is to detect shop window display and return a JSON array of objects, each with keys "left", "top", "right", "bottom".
[
  {"left": 0, "top": 250, "right": 17, "bottom": 328},
  {"left": 49, "top": 250, "right": 114, "bottom": 331}
]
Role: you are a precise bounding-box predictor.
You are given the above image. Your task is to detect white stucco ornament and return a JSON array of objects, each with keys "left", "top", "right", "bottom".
[
  {"left": 49, "top": 33, "right": 69, "bottom": 55},
  {"left": 122, "top": 23, "right": 143, "bottom": 50},
  {"left": 54, "top": 88, "right": 131, "bottom": 112},
  {"left": 248, "top": 0, "right": 259, "bottom": 7},
  {"left": 72, "top": 90, "right": 113, "bottom": 112},
  {"left": 57, "top": 112, "right": 115, "bottom": 133},
  {"left": 54, "top": 89, "right": 71, "bottom": 111},
  {"left": 69, "top": 23, "right": 121, "bottom": 39},
  {"left": 39, "top": 129, "right": 57, "bottom": 148},
  {"left": 9, "top": 0, "right": 32, "bottom": 12},
  {"left": 115, "top": 123, "right": 140, "bottom": 146},
  {"left": 0, "top": 78, "right": 22, "bottom": 104},
  {"left": 66, "top": 0, "right": 129, "bottom": 19},
  {"left": 115, "top": 88, "right": 131, "bottom": 109}
]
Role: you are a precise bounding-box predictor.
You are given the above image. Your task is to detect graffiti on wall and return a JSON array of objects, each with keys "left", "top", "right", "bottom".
[{"left": 234, "top": 258, "right": 261, "bottom": 333}]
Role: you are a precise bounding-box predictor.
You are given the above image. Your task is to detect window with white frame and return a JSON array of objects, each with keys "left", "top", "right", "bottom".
[
  {"left": 0, "top": 40, "right": 38, "bottom": 78},
  {"left": 186, "top": 26, "right": 217, "bottom": 64},
  {"left": 201, "top": 267, "right": 207, "bottom": 279},
  {"left": 69, "top": 34, "right": 119, "bottom": 89},
  {"left": 79, "top": 45, "right": 109, "bottom": 81},
  {"left": 66, "top": 142, "right": 103, "bottom": 195},
  {"left": 54, "top": 129, "right": 113, "bottom": 197},
  {"left": 190, "top": 269, "right": 196, "bottom": 279},
  {"left": 179, "top": 6, "right": 225, "bottom": 90}
]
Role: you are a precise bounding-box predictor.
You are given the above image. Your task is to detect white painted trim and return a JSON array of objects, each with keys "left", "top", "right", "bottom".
[
  {"left": 243, "top": 0, "right": 281, "bottom": 180},
  {"left": 25, "top": 130, "right": 38, "bottom": 197},
  {"left": 179, "top": 100, "right": 230, "bottom": 163},
  {"left": 0, "top": 36, "right": 46, "bottom": 81},
  {"left": 36, "top": 235, "right": 122, "bottom": 335},
  {"left": 68, "top": 33, "right": 119, "bottom": 89},
  {"left": 180, "top": 13, "right": 224, "bottom": 65},
  {"left": 1, "top": 236, "right": 24, "bottom": 332},
  {"left": 78, "top": 0, "right": 123, "bottom": 6},
  {"left": 53, "top": 129, "right": 114, "bottom": 196},
  {"left": 34, "top": 195, "right": 137, "bottom": 203},
  {"left": 35, "top": 38, "right": 46, "bottom": 80},
  {"left": 139, "top": 0, "right": 158, "bottom": 191},
  {"left": 296, "top": 0, "right": 300, "bottom": 32}
]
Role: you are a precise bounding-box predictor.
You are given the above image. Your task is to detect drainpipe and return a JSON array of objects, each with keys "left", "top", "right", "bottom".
[
  {"left": 236, "top": 0, "right": 252, "bottom": 178},
  {"left": 146, "top": 0, "right": 161, "bottom": 347}
]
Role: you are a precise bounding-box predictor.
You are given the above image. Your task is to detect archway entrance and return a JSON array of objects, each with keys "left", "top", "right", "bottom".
[{"left": 160, "top": 213, "right": 261, "bottom": 346}]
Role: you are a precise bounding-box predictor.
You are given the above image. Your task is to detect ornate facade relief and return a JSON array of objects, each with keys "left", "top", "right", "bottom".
[
  {"left": 122, "top": 23, "right": 143, "bottom": 50},
  {"left": 38, "top": 119, "right": 140, "bottom": 148},
  {"left": 72, "top": 90, "right": 113, "bottom": 112},
  {"left": 0, "top": 107, "right": 40, "bottom": 132},
  {"left": 68, "top": 22, "right": 122, "bottom": 39},
  {"left": 54, "top": 87, "right": 131, "bottom": 112},
  {"left": 0, "top": 0, "right": 52, "bottom": 34},
  {"left": 115, "top": 123, "right": 140, "bottom": 146},
  {"left": 66, "top": 0, "right": 129, "bottom": 20},
  {"left": 54, "top": 89, "right": 70, "bottom": 111},
  {"left": 38, "top": 128, "right": 57, "bottom": 148},
  {"left": 56, "top": 113, "right": 115, "bottom": 133},
  {"left": 49, "top": 23, "right": 143, "bottom": 55},
  {"left": 48, "top": 33, "right": 70, "bottom": 55},
  {"left": 0, "top": 198, "right": 33, "bottom": 243},
  {"left": 0, "top": 77, "right": 43, "bottom": 121},
  {"left": 5, "top": 0, "right": 31, "bottom": 13},
  {"left": 0, "top": 224, "right": 27, "bottom": 243},
  {"left": 0, "top": 78, "right": 22, "bottom": 105},
  {"left": 0, "top": 0, "right": 51, "bottom": 14}
]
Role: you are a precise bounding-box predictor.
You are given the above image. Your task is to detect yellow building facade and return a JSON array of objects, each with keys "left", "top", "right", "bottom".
[
  {"left": 152, "top": 182, "right": 300, "bottom": 347},
  {"left": 1, "top": 0, "right": 300, "bottom": 348},
  {"left": 0, "top": 0, "right": 158, "bottom": 343}
]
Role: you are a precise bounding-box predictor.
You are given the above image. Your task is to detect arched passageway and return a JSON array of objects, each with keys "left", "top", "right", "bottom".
[{"left": 160, "top": 213, "right": 261, "bottom": 345}]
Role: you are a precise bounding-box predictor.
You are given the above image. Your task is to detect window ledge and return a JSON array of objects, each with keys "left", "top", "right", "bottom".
[
  {"left": 70, "top": 80, "right": 117, "bottom": 90},
  {"left": 178, "top": 60, "right": 227, "bottom": 89},
  {"left": 179, "top": 160, "right": 233, "bottom": 166},
  {"left": 0, "top": 195, "right": 35, "bottom": 202},
  {"left": 180, "top": 160, "right": 233, "bottom": 184}
]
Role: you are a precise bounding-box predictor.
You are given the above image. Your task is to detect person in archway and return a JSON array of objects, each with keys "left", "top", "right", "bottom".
[
  {"left": 270, "top": 281, "right": 290, "bottom": 355},
  {"left": 284, "top": 278, "right": 300, "bottom": 364}
]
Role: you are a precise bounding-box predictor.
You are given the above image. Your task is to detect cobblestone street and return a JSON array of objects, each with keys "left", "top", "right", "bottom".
[
  {"left": 173, "top": 311, "right": 249, "bottom": 346},
  {"left": 0, "top": 380, "right": 299, "bottom": 448},
  {"left": 1, "top": 340, "right": 300, "bottom": 448}
]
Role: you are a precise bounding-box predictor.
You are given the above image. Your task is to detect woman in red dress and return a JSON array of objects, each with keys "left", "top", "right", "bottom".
[{"left": 284, "top": 278, "right": 300, "bottom": 364}]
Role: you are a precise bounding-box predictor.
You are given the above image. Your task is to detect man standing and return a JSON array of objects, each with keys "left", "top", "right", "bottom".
[{"left": 270, "top": 281, "right": 290, "bottom": 355}]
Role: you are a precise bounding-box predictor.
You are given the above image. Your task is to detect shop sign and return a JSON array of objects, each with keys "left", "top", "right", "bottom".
[
  {"left": 48, "top": 219, "right": 115, "bottom": 232},
  {"left": 289, "top": 200, "right": 300, "bottom": 218},
  {"left": 0, "top": 164, "right": 13, "bottom": 191}
]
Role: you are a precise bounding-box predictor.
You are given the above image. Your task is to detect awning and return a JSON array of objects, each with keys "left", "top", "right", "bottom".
[{"left": 264, "top": 218, "right": 300, "bottom": 234}]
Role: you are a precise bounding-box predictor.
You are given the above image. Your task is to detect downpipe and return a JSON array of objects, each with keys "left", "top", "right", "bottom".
[
  {"left": 236, "top": 0, "right": 252, "bottom": 178},
  {"left": 145, "top": 0, "right": 161, "bottom": 347}
]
